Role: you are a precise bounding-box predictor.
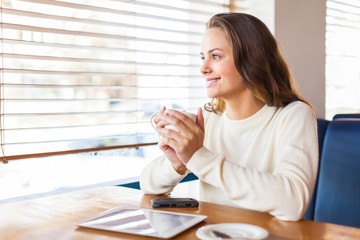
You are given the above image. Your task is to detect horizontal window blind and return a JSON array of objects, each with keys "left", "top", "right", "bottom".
[
  {"left": 0, "top": 0, "right": 230, "bottom": 161},
  {"left": 325, "top": 0, "right": 360, "bottom": 118}
]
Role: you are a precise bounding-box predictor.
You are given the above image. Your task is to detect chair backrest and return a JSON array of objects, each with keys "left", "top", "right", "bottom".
[
  {"left": 313, "top": 120, "right": 360, "bottom": 228},
  {"left": 333, "top": 113, "right": 360, "bottom": 120},
  {"left": 303, "top": 118, "right": 329, "bottom": 220}
]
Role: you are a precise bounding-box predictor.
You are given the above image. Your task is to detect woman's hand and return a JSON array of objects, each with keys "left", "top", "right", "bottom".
[
  {"left": 152, "top": 107, "right": 187, "bottom": 174},
  {"left": 157, "top": 107, "right": 205, "bottom": 164}
]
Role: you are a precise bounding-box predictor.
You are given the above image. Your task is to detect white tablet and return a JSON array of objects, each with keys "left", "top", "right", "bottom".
[{"left": 76, "top": 207, "right": 207, "bottom": 239}]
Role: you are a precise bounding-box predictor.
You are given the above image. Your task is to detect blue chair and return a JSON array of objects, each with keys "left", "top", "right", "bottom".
[
  {"left": 333, "top": 113, "right": 360, "bottom": 120},
  {"left": 304, "top": 118, "right": 329, "bottom": 220},
  {"left": 313, "top": 120, "right": 360, "bottom": 228}
]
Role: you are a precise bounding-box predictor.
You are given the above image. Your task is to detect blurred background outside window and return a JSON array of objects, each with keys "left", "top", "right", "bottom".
[{"left": 0, "top": 0, "right": 229, "bottom": 202}]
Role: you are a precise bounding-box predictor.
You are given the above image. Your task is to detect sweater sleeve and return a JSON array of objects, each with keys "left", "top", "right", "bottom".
[
  {"left": 140, "top": 155, "right": 186, "bottom": 195},
  {"left": 186, "top": 103, "right": 319, "bottom": 221}
]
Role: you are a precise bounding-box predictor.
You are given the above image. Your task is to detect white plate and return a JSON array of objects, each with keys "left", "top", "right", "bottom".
[{"left": 196, "top": 223, "right": 269, "bottom": 240}]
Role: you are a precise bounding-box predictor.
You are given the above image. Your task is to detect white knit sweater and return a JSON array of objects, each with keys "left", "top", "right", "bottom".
[{"left": 140, "top": 101, "right": 318, "bottom": 221}]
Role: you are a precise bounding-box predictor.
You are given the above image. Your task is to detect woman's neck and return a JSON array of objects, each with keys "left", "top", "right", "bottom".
[{"left": 225, "top": 96, "right": 265, "bottom": 120}]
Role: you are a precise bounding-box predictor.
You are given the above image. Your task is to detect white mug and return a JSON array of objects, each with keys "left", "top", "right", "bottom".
[{"left": 150, "top": 109, "right": 196, "bottom": 132}]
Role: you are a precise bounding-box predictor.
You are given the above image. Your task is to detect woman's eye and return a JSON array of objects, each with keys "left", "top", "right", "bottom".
[
  {"left": 200, "top": 56, "right": 205, "bottom": 61},
  {"left": 212, "top": 54, "right": 220, "bottom": 60}
]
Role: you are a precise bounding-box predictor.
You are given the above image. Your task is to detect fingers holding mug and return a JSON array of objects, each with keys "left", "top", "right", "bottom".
[
  {"left": 150, "top": 106, "right": 167, "bottom": 131},
  {"left": 150, "top": 107, "right": 196, "bottom": 133}
]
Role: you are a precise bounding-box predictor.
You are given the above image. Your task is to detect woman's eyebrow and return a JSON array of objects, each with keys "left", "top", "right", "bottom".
[
  {"left": 200, "top": 48, "right": 223, "bottom": 55},
  {"left": 208, "top": 48, "right": 222, "bottom": 53}
]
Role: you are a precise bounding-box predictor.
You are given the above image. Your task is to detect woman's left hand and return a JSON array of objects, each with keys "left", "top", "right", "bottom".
[{"left": 157, "top": 108, "right": 205, "bottom": 164}]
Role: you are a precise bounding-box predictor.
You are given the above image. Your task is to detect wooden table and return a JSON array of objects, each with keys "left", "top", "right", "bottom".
[{"left": 0, "top": 186, "right": 359, "bottom": 240}]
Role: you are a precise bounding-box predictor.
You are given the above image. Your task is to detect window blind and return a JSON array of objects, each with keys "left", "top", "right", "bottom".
[
  {"left": 325, "top": 0, "right": 360, "bottom": 118},
  {"left": 0, "top": 0, "right": 230, "bottom": 161}
]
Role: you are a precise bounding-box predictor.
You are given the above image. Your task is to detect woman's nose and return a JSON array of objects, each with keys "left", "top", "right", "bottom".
[{"left": 200, "top": 61, "right": 211, "bottom": 75}]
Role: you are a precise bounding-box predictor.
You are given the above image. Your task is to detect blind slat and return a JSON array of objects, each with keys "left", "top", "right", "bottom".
[
  {"left": 20, "top": 0, "right": 220, "bottom": 22},
  {"left": 2, "top": 7, "right": 205, "bottom": 36},
  {"left": 2, "top": 23, "right": 202, "bottom": 46}
]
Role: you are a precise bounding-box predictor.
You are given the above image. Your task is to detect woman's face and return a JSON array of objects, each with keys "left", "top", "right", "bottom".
[{"left": 200, "top": 28, "right": 247, "bottom": 101}]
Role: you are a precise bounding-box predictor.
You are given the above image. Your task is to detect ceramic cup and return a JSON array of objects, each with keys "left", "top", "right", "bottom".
[{"left": 150, "top": 109, "right": 196, "bottom": 132}]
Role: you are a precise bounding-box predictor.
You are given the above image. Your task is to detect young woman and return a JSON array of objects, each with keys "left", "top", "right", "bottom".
[{"left": 140, "top": 13, "right": 318, "bottom": 221}]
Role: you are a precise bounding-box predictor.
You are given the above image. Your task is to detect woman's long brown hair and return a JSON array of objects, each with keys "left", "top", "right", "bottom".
[{"left": 204, "top": 13, "right": 311, "bottom": 113}]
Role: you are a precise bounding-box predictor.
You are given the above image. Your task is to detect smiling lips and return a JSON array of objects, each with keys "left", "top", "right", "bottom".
[{"left": 206, "top": 77, "right": 220, "bottom": 88}]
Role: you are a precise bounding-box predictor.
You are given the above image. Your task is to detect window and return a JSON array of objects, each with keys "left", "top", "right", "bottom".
[
  {"left": 325, "top": 0, "right": 360, "bottom": 118},
  {"left": 0, "top": 0, "right": 231, "bottom": 201},
  {"left": 0, "top": 0, "right": 232, "bottom": 160}
]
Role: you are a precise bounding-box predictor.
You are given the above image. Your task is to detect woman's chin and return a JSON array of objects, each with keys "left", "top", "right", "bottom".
[{"left": 206, "top": 90, "right": 219, "bottom": 99}]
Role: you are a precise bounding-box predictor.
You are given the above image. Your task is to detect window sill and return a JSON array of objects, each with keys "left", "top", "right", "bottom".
[{"left": 0, "top": 152, "right": 158, "bottom": 204}]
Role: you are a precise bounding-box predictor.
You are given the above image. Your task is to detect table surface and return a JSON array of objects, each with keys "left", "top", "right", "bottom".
[{"left": 0, "top": 186, "right": 359, "bottom": 240}]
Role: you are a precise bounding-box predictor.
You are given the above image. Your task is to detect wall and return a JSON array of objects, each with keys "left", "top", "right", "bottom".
[
  {"left": 274, "top": 0, "right": 326, "bottom": 118},
  {"left": 246, "top": 0, "right": 275, "bottom": 33}
]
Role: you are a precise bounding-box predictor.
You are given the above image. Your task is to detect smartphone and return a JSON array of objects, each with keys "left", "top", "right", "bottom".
[{"left": 151, "top": 198, "right": 199, "bottom": 208}]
